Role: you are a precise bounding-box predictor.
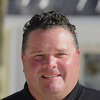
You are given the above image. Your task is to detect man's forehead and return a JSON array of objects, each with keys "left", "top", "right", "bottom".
[
  {"left": 28, "top": 27, "right": 74, "bottom": 42},
  {"left": 29, "top": 26, "right": 71, "bottom": 35},
  {"left": 30, "top": 48, "right": 69, "bottom": 53}
]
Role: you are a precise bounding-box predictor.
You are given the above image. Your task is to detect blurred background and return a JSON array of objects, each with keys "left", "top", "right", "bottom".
[{"left": 0, "top": 0, "right": 100, "bottom": 98}]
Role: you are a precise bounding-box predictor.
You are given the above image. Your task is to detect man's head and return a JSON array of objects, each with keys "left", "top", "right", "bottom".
[
  {"left": 22, "top": 11, "right": 80, "bottom": 100},
  {"left": 22, "top": 11, "right": 79, "bottom": 54}
]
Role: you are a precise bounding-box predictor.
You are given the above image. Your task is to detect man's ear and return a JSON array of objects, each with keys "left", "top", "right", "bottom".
[
  {"left": 78, "top": 49, "right": 80, "bottom": 55},
  {"left": 21, "top": 54, "right": 24, "bottom": 62},
  {"left": 21, "top": 54, "right": 25, "bottom": 72}
]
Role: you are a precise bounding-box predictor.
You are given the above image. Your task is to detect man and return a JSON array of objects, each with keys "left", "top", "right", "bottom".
[{"left": 2, "top": 10, "right": 100, "bottom": 100}]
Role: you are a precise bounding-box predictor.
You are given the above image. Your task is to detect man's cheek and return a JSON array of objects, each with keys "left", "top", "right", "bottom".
[
  {"left": 59, "top": 58, "right": 73, "bottom": 70},
  {"left": 29, "top": 61, "right": 41, "bottom": 73}
]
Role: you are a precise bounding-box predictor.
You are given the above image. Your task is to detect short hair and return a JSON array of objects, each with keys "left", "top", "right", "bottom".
[{"left": 22, "top": 10, "right": 79, "bottom": 54}]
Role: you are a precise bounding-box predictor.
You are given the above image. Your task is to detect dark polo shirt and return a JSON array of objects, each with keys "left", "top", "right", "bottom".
[{"left": 1, "top": 82, "right": 100, "bottom": 100}]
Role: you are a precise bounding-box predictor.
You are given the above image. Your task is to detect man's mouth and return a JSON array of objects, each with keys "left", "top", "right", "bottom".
[{"left": 42, "top": 74, "right": 61, "bottom": 79}]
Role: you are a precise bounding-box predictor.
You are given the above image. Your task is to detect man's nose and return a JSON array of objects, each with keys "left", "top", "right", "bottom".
[{"left": 44, "top": 56, "right": 57, "bottom": 68}]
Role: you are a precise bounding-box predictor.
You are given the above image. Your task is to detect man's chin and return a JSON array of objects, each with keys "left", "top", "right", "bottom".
[{"left": 41, "top": 81, "right": 64, "bottom": 94}]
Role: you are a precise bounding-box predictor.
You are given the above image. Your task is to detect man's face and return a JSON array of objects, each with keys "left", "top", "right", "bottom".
[{"left": 22, "top": 27, "right": 80, "bottom": 99}]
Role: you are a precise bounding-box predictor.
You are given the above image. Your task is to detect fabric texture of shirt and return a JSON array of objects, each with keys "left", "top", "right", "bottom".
[{"left": 1, "top": 82, "right": 100, "bottom": 100}]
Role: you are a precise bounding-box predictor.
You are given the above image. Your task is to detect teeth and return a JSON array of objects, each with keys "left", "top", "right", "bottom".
[
  {"left": 42, "top": 74, "right": 60, "bottom": 78},
  {"left": 45, "top": 75, "right": 57, "bottom": 78}
]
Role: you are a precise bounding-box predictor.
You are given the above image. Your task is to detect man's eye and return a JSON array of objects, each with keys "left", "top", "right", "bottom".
[
  {"left": 56, "top": 53, "right": 68, "bottom": 58},
  {"left": 34, "top": 55, "right": 44, "bottom": 59}
]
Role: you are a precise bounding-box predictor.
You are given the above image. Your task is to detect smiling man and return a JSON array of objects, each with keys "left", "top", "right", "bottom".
[
  {"left": 22, "top": 26, "right": 80, "bottom": 100},
  {"left": 2, "top": 11, "right": 100, "bottom": 100}
]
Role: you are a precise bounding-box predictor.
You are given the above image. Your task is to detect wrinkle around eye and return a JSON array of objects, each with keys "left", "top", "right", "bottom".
[
  {"left": 55, "top": 53, "right": 69, "bottom": 58},
  {"left": 32, "top": 54, "right": 45, "bottom": 61}
]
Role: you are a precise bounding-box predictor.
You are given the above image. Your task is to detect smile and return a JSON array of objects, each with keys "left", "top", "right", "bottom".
[{"left": 42, "top": 74, "right": 61, "bottom": 79}]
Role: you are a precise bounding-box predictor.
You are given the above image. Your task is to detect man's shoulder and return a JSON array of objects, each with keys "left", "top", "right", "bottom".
[
  {"left": 1, "top": 89, "right": 25, "bottom": 100},
  {"left": 79, "top": 84, "right": 100, "bottom": 99}
]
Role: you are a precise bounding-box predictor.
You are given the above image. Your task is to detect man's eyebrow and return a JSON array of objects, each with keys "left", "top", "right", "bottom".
[
  {"left": 30, "top": 49, "right": 69, "bottom": 55},
  {"left": 55, "top": 49, "right": 68, "bottom": 52},
  {"left": 30, "top": 50, "right": 44, "bottom": 54}
]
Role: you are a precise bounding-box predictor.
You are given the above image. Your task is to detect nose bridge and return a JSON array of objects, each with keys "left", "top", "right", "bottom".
[{"left": 45, "top": 55, "right": 57, "bottom": 67}]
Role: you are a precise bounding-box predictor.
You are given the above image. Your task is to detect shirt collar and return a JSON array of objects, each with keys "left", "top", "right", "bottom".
[
  {"left": 67, "top": 82, "right": 82, "bottom": 100},
  {"left": 23, "top": 81, "right": 81, "bottom": 100}
]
